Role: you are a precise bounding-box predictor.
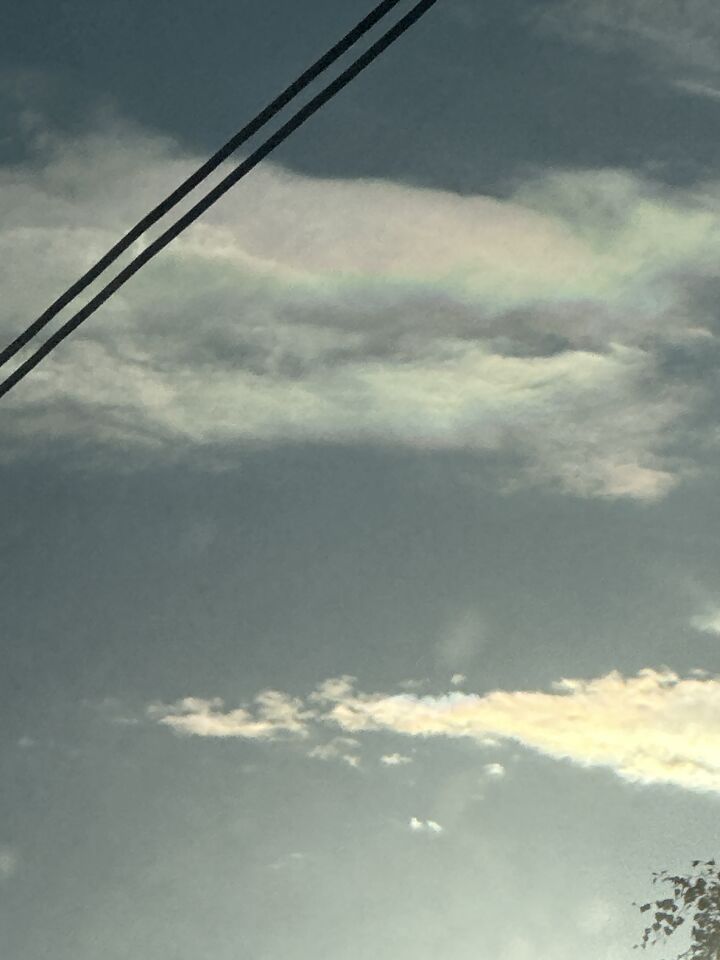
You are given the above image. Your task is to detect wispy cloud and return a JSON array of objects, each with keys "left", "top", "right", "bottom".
[
  {"left": 269, "top": 851, "right": 306, "bottom": 871},
  {"left": 690, "top": 608, "right": 720, "bottom": 635},
  {"left": 437, "top": 609, "right": 487, "bottom": 670},
  {"left": 151, "top": 668, "right": 720, "bottom": 795},
  {"left": 1, "top": 122, "right": 716, "bottom": 499},
  {"left": 537, "top": 0, "right": 720, "bottom": 91},
  {"left": 0, "top": 847, "right": 19, "bottom": 881},
  {"left": 308, "top": 737, "right": 361, "bottom": 767},
  {"left": 674, "top": 79, "right": 720, "bottom": 101}
]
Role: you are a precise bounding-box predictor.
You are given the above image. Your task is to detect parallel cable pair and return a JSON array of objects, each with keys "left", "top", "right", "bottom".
[{"left": 0, "top": 0, "right": 439, "bottom": 400}]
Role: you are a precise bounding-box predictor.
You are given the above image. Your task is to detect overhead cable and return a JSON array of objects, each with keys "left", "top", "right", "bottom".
[
  {"left": 0, "top": 0, "right": 410, "bottom": 371},
  {"left": 0, "top": 0, "right": 439, "bottom": 400}
]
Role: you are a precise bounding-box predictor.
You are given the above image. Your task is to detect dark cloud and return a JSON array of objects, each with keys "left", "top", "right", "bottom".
[{"left": 3, "top": 0, "right": 720, "bottom": 193}]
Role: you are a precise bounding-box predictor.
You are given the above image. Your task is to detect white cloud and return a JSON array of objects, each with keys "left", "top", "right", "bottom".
[
  {"left": 691, "top": 608, "right": 720, "bottom": 635},
  {"left": 152, "top": 668, "right": 720, "bottom": 795},
  {"left": 148, "top": 691, "right": 313, "bottom": 740},
  {"left": 310, "top": 677, "right": 358, "bottom": 705},
  {"left": 450, "top": 674, "right": 467, "bottom": 686},
  {"left": 409, "top": 817, "right": 443, "bottom": 834},
  {"left": 483, "top": 762, "right": 506, "bottom": 778},
  {"left": 380, "top": 753, "right": 413, "bottom": 766},
  {"left": 318, "top": 669, "right": 720, "bottom": 794},
  {"left": 0, "top": 122, "right": 714, "bottom": 499}
]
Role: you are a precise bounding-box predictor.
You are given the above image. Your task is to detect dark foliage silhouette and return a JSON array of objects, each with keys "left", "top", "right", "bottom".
[{"left": 636, "top": 861, "right": 720, "bottom": 959}]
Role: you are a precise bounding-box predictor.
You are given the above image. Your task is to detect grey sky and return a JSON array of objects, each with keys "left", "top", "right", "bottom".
[{"left": 3, "top": 2, "right": 720, "bottom": 959}]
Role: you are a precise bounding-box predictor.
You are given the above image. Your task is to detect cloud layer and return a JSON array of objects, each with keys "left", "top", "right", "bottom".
[
  {"left": 151, "top": 668, "right": 720, "bottom": 795},
  {"left": 2, "top": 120, "right": 718, "bottom": 497}
]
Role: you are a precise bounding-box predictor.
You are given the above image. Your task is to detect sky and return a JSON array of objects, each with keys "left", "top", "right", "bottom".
[{"left": 4, "top": 1, "right": 720, "bottom": 957}]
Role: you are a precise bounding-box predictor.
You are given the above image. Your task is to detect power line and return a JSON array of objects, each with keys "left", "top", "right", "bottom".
[
  {"left": 0, "top": 0, "right": 439, "bottom": 401},
  {"left": 0, "top": 0, "right": 410, "bottom": 372}
]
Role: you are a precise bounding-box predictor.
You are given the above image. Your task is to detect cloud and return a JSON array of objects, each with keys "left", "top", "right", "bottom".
[
  {"left": 148, "top": 691, "right": 313, "bottom": 740},
  {"left": 151, "top": 668, "right": 720, "bottom": 795},
  {"left": 308, "top": 737, "right": 361, "bottom": 767},
  {"left": 690, "top": 608, "right": 720, "bottom": 635},
  {"left": 483, "top": 762, "right": 506, "bottom": 778},
  {"left": 450, "top": 674, "right": 467, "bottom": 687},
  {"left": 537, "top": 0, "right": 720, "bottom": 90},
  {"left": 319, "top": 669, "right": 720, "bottom": 794},
  {"left": 397, "top": 679, "right": 427, "bottom": 692},
  {"left": 380, "top": 752, "right": 413, "bottom": 766},
  {"left": 675, "top": 79, "right": 720, "bottom": 101},
  {"left": 0, "top": 847, "right": 18, "bottom": 881},
  {"left": 0, "top": 121, "right": 716, "bottom": 498},
  {"left": 409, "top": 817, "right": 443, "bottom": 834}
]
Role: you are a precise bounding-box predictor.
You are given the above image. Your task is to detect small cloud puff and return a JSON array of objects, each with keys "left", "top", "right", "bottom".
[
  {"left": 380, "top": 753, "right": 413, "bottom": 766},
  {"left": 451, "top": 674, "right": 467, "bottom": 686},
  {"left": 409, "top": 817, "right": 443, "bottom": 834},
  {"left": 483, "top": 762, "right": 506, "bottom": 778}
]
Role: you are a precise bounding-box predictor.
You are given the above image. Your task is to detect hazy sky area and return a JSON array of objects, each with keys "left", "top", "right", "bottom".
[{"left": 5, "top": 1, "right": 720, "bottom": 958}]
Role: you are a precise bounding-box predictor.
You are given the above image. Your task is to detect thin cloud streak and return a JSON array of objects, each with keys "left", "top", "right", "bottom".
[{"left": 537, "top": 0, "right": 720, "bottom": 79}]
